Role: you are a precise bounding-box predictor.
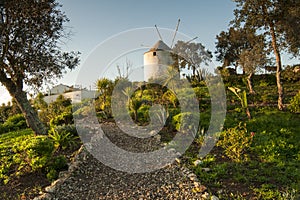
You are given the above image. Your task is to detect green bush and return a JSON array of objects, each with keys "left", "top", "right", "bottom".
[
  {"left": 253, "top": 74, "right": 276, "bottom": 87},
  {"left": 282, "top": 65, "right": 300, "bottom": 83},
  {"left": 172, "top": 112, "right": 200, "bottom": 133},
  {"left": 53, "top": 124, "right": 78, "bottom": 137},
  {"left": 217, "top": 123, "right": 254, "bottom": 162},
  {"left": 137, "top": 104, "right": 151, "bottom": 123},
  {"left": 11, "top": 136, "right": 55, "bottom": 176},
  {"left": 0, "top": 114, "right": 27, "bottom": 134},
  {"left": 288, "top": 91, "right": 300, "bottom": 113},
  {"left": 12, "top": 135, "right": 68, "bottom": 182},
  {"left": 46, "top": 155, "right": 68, "bottom": 181},
  {"left": 48, "top": 125, "right": 79, "bottom": 150},
  {"left": 49, "top": 111, "right": 74, "bottom": 126},
  {"left": 46, "top": 168, "right": 58, "bottom": 182},
  {"left": 6, "top": 114, "right": 25, "bottom": 124}
]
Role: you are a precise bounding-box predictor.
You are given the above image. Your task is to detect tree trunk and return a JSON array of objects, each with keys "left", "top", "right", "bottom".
[
  {"left": 270, "top": 22, "right": 284, "bottom": 110},
  {"left": 247, "top": 73, "right": 255, "bottom": 94},
  {"left": 12, "top": 90, "right": 48, "bottom": 135},
  {"left": 0, "top": 73, "right": 48, "bottom": 135}
]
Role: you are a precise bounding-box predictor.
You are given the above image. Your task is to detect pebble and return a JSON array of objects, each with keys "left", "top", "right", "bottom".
[
  {"left": 202, "top": 168, "right": 211, "bottom": 172},
  {"left": 211, "top": 195, "right": 219, "bottom": 200},
  {"left": 193, "top": 159, "right": 203, "bottom": 166}
]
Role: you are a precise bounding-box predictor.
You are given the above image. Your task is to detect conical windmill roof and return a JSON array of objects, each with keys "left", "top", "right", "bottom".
[{"left": 149, "top": 40, "right": 171, "bottom": 51}]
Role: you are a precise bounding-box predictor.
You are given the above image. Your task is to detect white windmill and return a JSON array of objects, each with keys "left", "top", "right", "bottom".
[{"left": 143, "top": 20, "right": 181, "bottom": 81}]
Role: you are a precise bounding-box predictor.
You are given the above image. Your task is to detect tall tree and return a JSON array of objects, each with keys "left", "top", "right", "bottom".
[
  {"left": 215, "top": 27, "right": 249, "bottom": 71},
  {"left": 0, "top": 0, "right": 80, "bottom": 135},
  {"left": 172, "top": 40, "right": 212, "bottom": 79},
  {"left": 239, "top": 41, "right": 268, "bottom": 94},
  {"left": 232, "top": 0, "right": 300, "bottom": 110}
]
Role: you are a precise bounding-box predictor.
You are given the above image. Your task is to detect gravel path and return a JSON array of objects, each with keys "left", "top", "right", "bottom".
[{"left": 36, "top": 122, "right": 215, "bottom": 200}]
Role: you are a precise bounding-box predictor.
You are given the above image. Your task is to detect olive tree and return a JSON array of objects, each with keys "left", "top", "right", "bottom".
[
  {"left": 232, "top": 0, "right": 300, "bottom": 110},
  {"left": 172, "top": 40, "right": 212, "bottom": 82},
  {"left": 0, "top": 0, "right": 80, "bottom": 135}
]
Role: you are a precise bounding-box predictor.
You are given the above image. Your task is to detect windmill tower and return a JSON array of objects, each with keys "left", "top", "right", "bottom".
[
  {"left": 143, "top": 20, "right": 180, "bottom": 81},
  {"left": 143, "top": 40, "right": 174, "bottom": 81}
]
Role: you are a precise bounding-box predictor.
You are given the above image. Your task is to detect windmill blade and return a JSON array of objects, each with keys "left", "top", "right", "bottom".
[
  {"left": 171, "top": 19, "right": 180, "bottom": 48},
  {"left": 155, "top": 25, "right": 163, "bottom": 41},
  {"left": 186, "top": 36, "right": 198, "bottom": 44}
]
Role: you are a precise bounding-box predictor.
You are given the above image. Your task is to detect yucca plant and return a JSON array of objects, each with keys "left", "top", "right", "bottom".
[{"left": 228, "top": 86, "right": 251, "bottom": 119}]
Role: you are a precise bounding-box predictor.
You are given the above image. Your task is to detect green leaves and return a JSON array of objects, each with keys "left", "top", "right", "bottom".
[
  {"left": 228, "top": 86, "right": 251, "bottom": 119},
  {"left": 217, "top": 122, "right": 253, "bottom": 162},
  {"left": 48, "top": 126, "right": 78, "bottom": 151}
]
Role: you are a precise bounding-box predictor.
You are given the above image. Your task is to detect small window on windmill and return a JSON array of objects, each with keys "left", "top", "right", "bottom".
[{"left": 153, "top": 52, "right": 156, "bottom": 56}]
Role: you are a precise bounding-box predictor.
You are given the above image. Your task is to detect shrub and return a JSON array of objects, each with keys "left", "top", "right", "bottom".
[
  {"left": 49, "top": 111, "right": 74, "bottom": 127},
  {"left": 46, "top": 155, "right": 68, "bottom": 181},
  {"left": 282, "top": 65, "right": 300, "bottom": 83},
  {"left": 48, "top": 125, "right": 79, "bottom": 151},
  {"left": 217, "top": 123, "right": 254, "bottom": 162},
  {"left": 12, "top": 135, "right": 68, "bottom": 182},
  {"left": 0, "top": 114, "right": 27, "bottom": 134},
  {"left": 172, "top": 112, "right": 200, "bottom": 133},
  {"left": 288, "top": 91, "right": 300, "bottom": 113},
  {"left": 46, "top": 168, "right": 58, "bottom": 182},
  {"left": 53, "top": 124, "right": 78, "bottom": 137},
  {"left": 12, "top": 136, "right": 55, "bottom": 176},
  {"left": 6, "top": 114, "right": 26, "bottom": 125},
  {"left": 137, "top": 104, "right": 151, "bottom": 123}
]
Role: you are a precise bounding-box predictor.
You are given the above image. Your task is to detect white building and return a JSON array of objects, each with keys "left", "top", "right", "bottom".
[
  {"left": 49, "top": 84, "right": 74, "bottom": 95},
  {"left": 44, "top": 84, "right": 98, "bottom": 104},
  {"left": 144, "top": 40, "right": 175, "bottom": 81}
]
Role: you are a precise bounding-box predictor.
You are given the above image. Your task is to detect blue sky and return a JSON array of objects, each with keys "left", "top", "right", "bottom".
[
  {"left": 0, "top": 1, "right": 298, "bottom": 104},
  {"left": 59, "top": 0, "right": 237, "bottom": 88}
]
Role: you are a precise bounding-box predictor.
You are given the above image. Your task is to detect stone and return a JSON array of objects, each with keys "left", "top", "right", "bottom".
[
  {"left": 154, "top": 134, "right": 161, "bottom": 141},
  {"left": 211, "top": 195, "right": 219, "bottom": 200},
  {"left": 45, "top": 185, "right": 55, "bottom": 193},
  {"left": 201, "top": 192, "right": 210, "bottom": 199},
  {"left": 193, "top": 159, "right": 202, "bottom": 166},
  {"left": 202, "top": 168, "right": 211, "bottom": 172},
  {"left": 149, "top": 130, "right": 157, "bottom": 136}
]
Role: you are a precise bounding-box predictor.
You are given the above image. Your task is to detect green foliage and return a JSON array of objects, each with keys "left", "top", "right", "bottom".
[
  {"left": 0, "top": 114, "right": 27, "bottom": 134},
  {"left": 253, "top": 185, "right": 298, "bottom": 200},
  {"left": 217, "top": 123, "right": 254, "bottom": 162},
  {"left": 193, "top": 107, "right": 299, "bottom": 199},
  {"left": 95, "top": 78, "right": 115, "bottom": 118},
  {"left": 282, "top": 65, "right": 300, "bottom": 83},
  {"left": 172, "top": 112, "right": 200, "bottom": 133},
  {"left": 46, "top": 155, "right": 67, "bottom": 181},
  {"left": 252, "top": 128, "right": 299, "bottom": 162},
  {"left": 0, "top": 129, "right": 69, "bottom": 184},
  {"left": 48, "top": 125, "right": 79, "bottom": 151},
  {"left": 288, "top": 91, "right": 300, "bottom": 113},
  {"left": 137, "top": 104, "right": 151, "bottom": 124},
  {"left": 49, "top": 111, "right": 74, "bottom": 126},
  {"left": 0, "top": 129, "right": 33, "bottom": 183},
  {"left": 228, "top": 86, "right": 251, "bottom": 119},
  {"left": 46, "top": 168, "right": 58, "bottom": 182},
  {"left": 38, "top": 94, "right": 73, "bottom": 125},
  {"left": 0, "top": 100, "right": 22, "bottom": 123}
]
